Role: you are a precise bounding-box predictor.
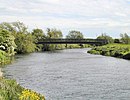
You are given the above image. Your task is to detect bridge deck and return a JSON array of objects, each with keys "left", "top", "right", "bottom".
[{"left": 37, "top": 39, "right": 108, "bottom": 45}]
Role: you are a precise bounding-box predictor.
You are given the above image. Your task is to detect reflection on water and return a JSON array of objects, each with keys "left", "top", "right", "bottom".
[{"left": 3, "top": 48, "right": 130, "bottom": 100}]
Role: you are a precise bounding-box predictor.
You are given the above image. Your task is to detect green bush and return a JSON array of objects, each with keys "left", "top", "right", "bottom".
[
  {"left": 0, "top": 78, "right": 45, "bottom": 100},
  {"left": 0, "top": 78, "right": 23, "bottom": 100},
  {"left": 88, "top": 43, "right": 130, "bottom": 58},
  {"left": 0, "top": 50, "right": 10, "bottom": 64}
]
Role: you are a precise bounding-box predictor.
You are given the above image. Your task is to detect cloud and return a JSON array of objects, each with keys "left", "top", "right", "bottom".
[{"left": 0, "top": 0, "right": 130, "bottom": 37}]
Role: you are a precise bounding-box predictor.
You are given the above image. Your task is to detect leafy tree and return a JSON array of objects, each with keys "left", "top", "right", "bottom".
[
  {"left": 46, "top": 28, "right": 63, "bottom": 39},
  {"left": 0, "top": 22, "right": 36, "bottom": 53},
  {"left": 15, "top": 33, "right": 36, "bottom": 54},
  {"left": 31, "top": 28, "right": 45, "bottom": 51},
  {"left": 0, "top": 22, "right": 16, "bottom": 36},
  {"left": 97, "top": 33, "right": 113, "bottom": 43},
  {"left": 12, "top": 22, "right": 28, "bottom": 34},
  {"left": 120, "top": 33, "right": 130, "bottom": 44},
  {"left": 32, "top": 28, "right": 45, "bottom": 42},
  {"left": 45, "top": 28, "right": 63, "bottom": 51},
  {"left": 66, "top": 30, "right": 84, "bottom": 39},
  {"left": 0, "top": 30, "right": 16, "bottom": 55}
]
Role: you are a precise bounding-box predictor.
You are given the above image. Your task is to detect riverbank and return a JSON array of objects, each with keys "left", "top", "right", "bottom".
[
  {"left": 88, "top": 43, "right": 130, "bottom": 59},
  {"left": 0, "top": 52, "right": 45, "bottom": 100},
  {"left": 0, "top": 70, "right": 45, "bottom": 100}
]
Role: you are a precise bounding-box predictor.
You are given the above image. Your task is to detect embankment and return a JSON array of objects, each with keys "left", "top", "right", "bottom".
[
  {"left": 0, "top": 51, "right": 45, "bottom": 100},
  {"left": 88, "top": 43, "right": 130, "bottom": 60}
]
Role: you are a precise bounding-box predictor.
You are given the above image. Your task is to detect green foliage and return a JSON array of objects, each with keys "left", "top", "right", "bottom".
[
  {"left": 97, "top": 33, "right": 113, "bottom": 43},
  {"left": 31, "top": 28, "right": 45, "bottom": 51},
  {"left": 120, "top": 33, "right": 130, "bottom": 44},
  {"left": 0, "top": 22, "right": 16, "bottom": 36},
  {"left": 88, "top": 44, "right": 130, "bottom": 58},
  {"left": 15, "top": 33, "right": 36, "bottom": 54},
  {"left": 46, "top": 28, "right": 63, "bottom": 39},
  {"left": 0, "top": 50, "right": 8, "bottom": 64},
  {"left": 0, "top": 78, "right": 24, "bottom": 100},
  {"left": 66, "top": 30, "right": 84, "bottom": 39},
  {"left": 0, "top": 22, "right": 28, "bottom": 37},
  {"left": 0, "top": 30, "right": 16, "bottom": 55},
  {"left": 0, "top": 22, "right": 36, "bottom": 54},
  {"left": 65, "top": 44, "right": 82, "bottom": 49},
  {"left": 45, "top": 28, "right": 63, "bottom": 51},
  {"left": 32, "top": 28, "right": 45, "bottom": 42},
  {"left": 0, "top": 78, "right": 45, "bottom": 100}
]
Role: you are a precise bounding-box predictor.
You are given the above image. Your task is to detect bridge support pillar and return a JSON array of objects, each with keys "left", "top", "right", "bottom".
[
  {"left": 43, "top": 44, "right": 48, "bottom": 51},
  {"left": 65, "top": 44, "right": 67, "bottom": 48}
]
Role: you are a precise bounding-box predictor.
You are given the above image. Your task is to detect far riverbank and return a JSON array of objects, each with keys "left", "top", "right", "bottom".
[{"left": 88, "top": 43, "right": 130, "bottom": 59}]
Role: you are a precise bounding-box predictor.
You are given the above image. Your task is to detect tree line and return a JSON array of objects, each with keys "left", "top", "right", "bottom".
[
  {"left": 0, "top": 21, "right": 130, "bottom": 55},
  {"left": 0, "top": 22, "right": 85, "bottom": 54}
]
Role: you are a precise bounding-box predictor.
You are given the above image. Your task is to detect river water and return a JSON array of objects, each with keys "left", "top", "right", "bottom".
[{"left": 3, "top": 48, "right": 130, "bottom": 100}]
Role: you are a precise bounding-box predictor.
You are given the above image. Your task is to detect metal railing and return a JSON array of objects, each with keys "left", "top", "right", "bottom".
[{"left": 37, "top": 39, "right": 108, "bottom": 45}]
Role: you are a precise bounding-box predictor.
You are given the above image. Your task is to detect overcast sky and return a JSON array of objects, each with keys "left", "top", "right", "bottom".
[{"left": 0, "top": 0, "right": 130, "bottom": 38}]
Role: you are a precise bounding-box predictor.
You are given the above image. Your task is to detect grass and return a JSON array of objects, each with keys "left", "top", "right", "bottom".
[
  {"left": 0, "top": 78, "right": 45, "bottom": 100},
  {"left": 0, "top": 50, "right": 45, "bottom": 100},
  {"left": 88, "top": 43, "right": 130, "bottom": 59}
]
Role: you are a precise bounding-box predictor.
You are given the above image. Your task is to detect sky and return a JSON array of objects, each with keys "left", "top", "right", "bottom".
[{"left": 0, "top": 0, "right": 130, "bottom": 38}]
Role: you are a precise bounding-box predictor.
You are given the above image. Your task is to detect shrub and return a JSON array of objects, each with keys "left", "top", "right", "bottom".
[
  {"left": 0, "top": 78, "right": 45, "bottom": 100},
  {"left": 0, "top": 78, "right": 23, "bottom": 100}
]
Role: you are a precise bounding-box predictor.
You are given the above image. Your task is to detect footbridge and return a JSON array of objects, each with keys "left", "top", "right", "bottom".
[{"left": 37, "top": 39, "right": 108, "bottom": 45}]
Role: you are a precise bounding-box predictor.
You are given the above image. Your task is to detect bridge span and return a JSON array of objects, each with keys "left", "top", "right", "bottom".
[{"left": 37, "top": 39, "right": 108, "bottom": 45}]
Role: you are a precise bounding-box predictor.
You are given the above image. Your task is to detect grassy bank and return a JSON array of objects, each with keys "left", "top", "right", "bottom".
[
  {"left": 0, "top": 51, "right": 45, "bottom": 100},
  {"left": 88, "top": 44, "right": 130, "bottom": 59},
  {"left": 0, "top": 78, "right": 45, "bottom": 100}
]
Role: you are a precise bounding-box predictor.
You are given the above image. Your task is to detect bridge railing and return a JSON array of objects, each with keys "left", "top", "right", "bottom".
[
  {"left": 37, "top": 39, "right": 108, "bottom": 45},
  {"left": 38, "top": 39, "right": 107, "bottom": 43}
]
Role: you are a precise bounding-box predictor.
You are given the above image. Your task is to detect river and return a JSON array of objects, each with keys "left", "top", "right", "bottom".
[{"left": 3, "top": 48, "right": 130, "bottom": 100}]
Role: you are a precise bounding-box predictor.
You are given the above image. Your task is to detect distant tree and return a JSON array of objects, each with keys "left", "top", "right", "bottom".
[
  {"left": 45, "top": 28, "right": 63, "bottom": 51},
  {"left": 32, "top": 28, "right": 45, "bottom": 42},
  {"left": 66, "top": 30, "right": 84, "bottom": 39},
  {"left": 46, "top": 28, "right": 63, "bottom": 38},
  {"left": 97, "top": 33, "right": 113, "bottom": 43},
  {"left": 120, "top": 33, "right": 130, "bottom": 44},
  {"left": 31, "top": 28, "right": 45, "bottom": 51}
]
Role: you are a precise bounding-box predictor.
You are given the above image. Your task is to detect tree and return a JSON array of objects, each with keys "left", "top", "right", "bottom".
[
  {"left": 46, "top": 28, "right": 63, "bottom": 50},
  {"left": 120, "top": 33, "right": 130, "bottom": 44},
  {"left": 46, "top": 28, "right": 63, "bottom": 39},
  {"left": 32, "top": 28, "right": 45, "bottom": 42},
  {"left": 97, "top": 33, "right": 113, "bottom": 43},
  {"left": 0, "top": 22, "right": 16, "bottom": 36},
  {"left": 0, "top": 30, "right": 16, "bottom": 55},
  {"left": 15, "top": 33, "right": 36, "bottom": 53},
  {"left": 0, "top": 22, "right": 36, "bottom": 53},
  {"left": 0, "top": 22, "right": 28, "bottom": 36},
  {"left": 31, "top": 28, "right": 45, "bottom": 51},
  {"left": 66, "top": 30, "right": 84, "bottom": 39},
  {"left": 12, "top": 22, "right": 28, "bottom": 34}
]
